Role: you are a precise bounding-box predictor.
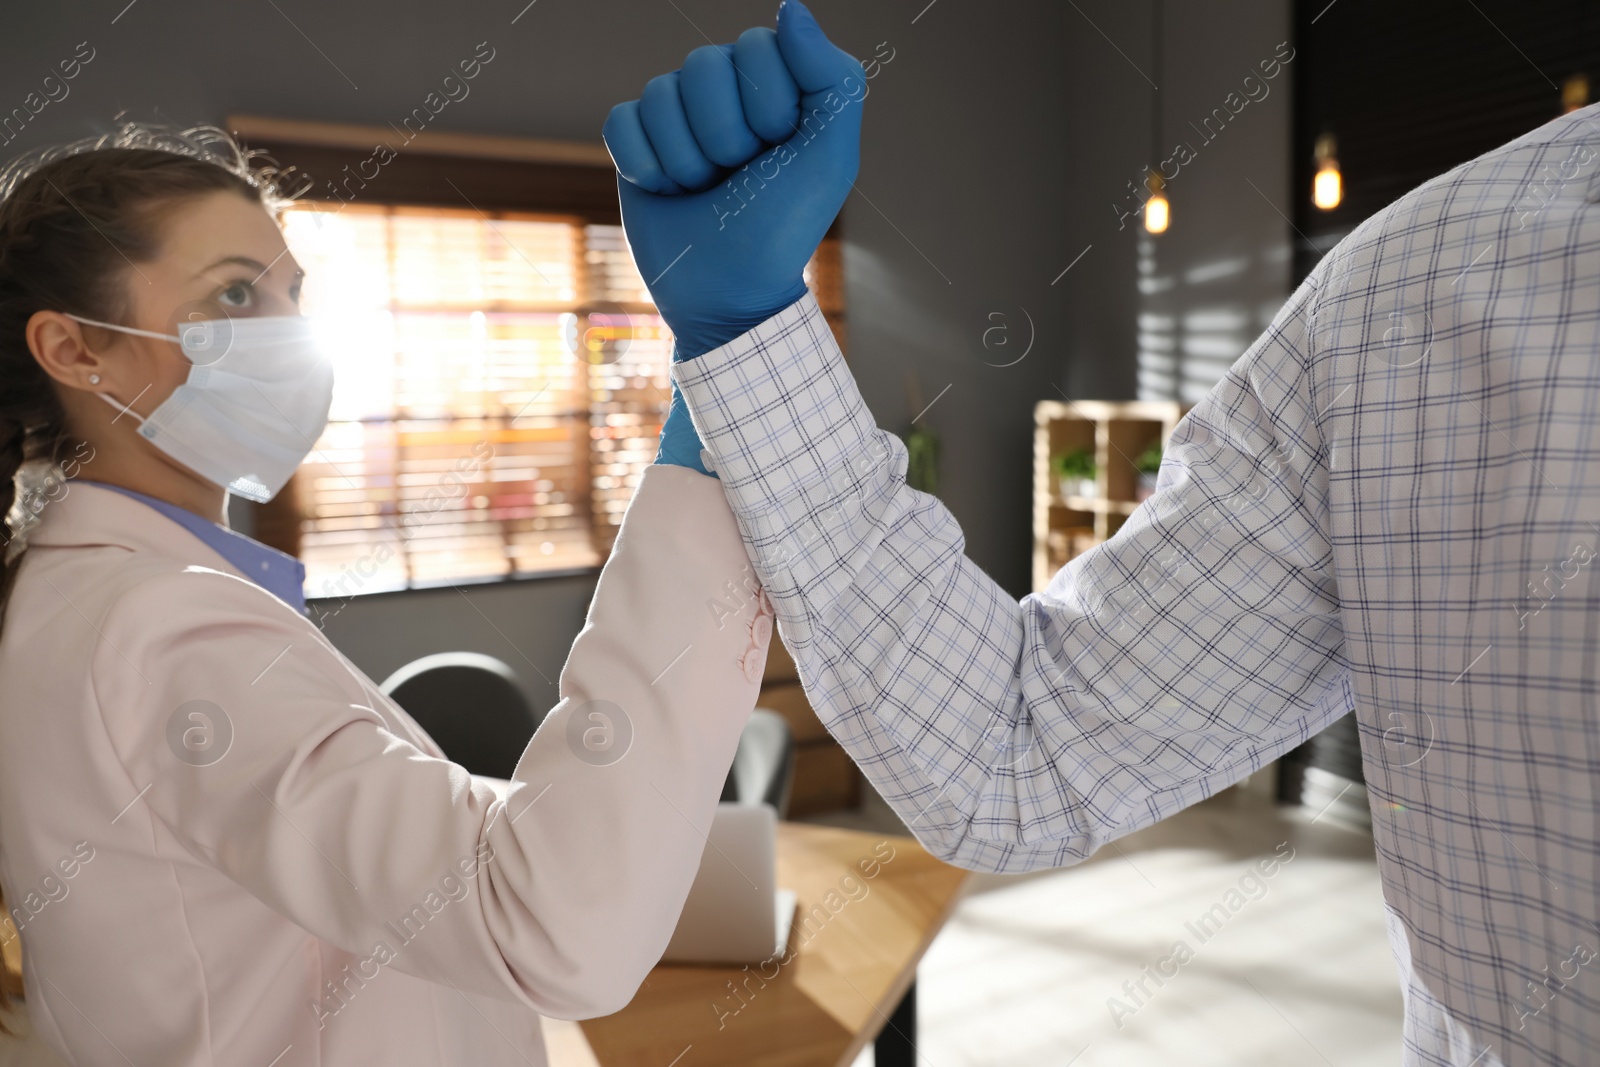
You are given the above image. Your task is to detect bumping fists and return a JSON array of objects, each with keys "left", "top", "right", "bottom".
[{"left": 603, "top": 0, "right": 866, "bottom": 361}]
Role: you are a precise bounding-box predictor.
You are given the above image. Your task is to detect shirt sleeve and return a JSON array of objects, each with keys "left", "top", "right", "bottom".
[
  {"left": 87, "top": 463, "right": 772, "bottom": 1019},
  {"left": 673, "top": 272, "right": 1354, "bottom": 874}
]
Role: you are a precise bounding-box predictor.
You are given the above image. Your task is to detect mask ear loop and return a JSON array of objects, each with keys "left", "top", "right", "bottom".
[
  {"left": 64, "top": 313, "right": 181, "bottom": 345},
  {"left": 64, "top": 313, "right": 177, "bottom": 429},
  {"left": 94, "top": 391, "right": 148, "bottom": 427}
]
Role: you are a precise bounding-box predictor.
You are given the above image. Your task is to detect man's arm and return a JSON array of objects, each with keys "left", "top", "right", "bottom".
[
  {"left": 601, "top": 0, "right": 1352, "bottom": 873},
  {"left": 674, "top": 267, "right": 1354, "bottom": 873}
]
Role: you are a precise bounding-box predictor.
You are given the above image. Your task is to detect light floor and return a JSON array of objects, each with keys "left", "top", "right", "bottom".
[{"left": 813, "top": 779, "right": 1405, "bottom": 1067}]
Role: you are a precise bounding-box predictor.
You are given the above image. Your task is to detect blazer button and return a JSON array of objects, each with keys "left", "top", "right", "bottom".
[
  {"left": 741, "top": 650, "right": 764, "bottom": 683},
  {"left": 751, "top": 612, "right": 773, "bottom": 649}
]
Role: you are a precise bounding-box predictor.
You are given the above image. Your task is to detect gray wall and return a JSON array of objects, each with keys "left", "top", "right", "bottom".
[
  {"left": 1135, "top": 1, "right": 1296, "bottom": 403},
  {"left": 5, "top": 0, "right": 1288, "bottom": 691}
]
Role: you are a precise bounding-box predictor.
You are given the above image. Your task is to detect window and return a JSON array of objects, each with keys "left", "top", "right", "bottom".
[{"left": 276, "top": 201, "right": 843, "bottom": 598}]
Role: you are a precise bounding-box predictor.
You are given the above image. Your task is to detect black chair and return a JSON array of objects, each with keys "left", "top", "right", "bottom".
[
  {"left": 379, "top": 652, "right": 540, "bottom": 780},
  {"left": 381, "top": 652, "right": 797, "bottom": 817}
]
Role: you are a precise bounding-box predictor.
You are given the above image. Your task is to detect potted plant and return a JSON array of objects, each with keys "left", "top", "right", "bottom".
[
  {"left": 1135, "top": 439, "right": 1163, "bottom": 501},
  {"left": 1051, "top": 447, "right": 1097, "bottom": 500},
  {"left": 901, "top": 372, "right": 941, "bottom": 496}
]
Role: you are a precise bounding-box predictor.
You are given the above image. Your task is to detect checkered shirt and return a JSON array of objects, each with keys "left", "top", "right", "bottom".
[{"left": 674, "top": 103, "right": 1600, "bottom": 1067}]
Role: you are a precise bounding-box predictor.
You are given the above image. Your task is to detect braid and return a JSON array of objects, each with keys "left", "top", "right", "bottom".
[
  {"left": 0, "top": 422, "right": 22, "bottom": 547},
  {"left": 0, "top": 419, "right": 26, "bottom": 1025},
  {"left": 0, "top": 419, "right": 67, "bottom": 636}
]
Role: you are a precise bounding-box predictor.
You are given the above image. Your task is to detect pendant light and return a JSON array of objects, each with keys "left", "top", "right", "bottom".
[
  {"left": 1563, "top": 73, "right": 1589, "bottom": 113},
  {"left": 1144, "top": 172, "right": 1170, "bottom": 233},
  {"left": 1313, "top": 132, "right": 1342, "bottom": 211},
  {"left": 1144, "top": 0, "right": 1168, "bottom": 234}
]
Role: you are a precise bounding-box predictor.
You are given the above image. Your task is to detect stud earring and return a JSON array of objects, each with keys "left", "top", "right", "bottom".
[{"left": 88, "top": 374, "right": 100, "bottom": 385}]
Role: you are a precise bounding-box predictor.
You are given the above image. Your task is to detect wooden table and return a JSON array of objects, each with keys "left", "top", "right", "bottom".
[{"left": 545, "top": 823, "right": 969, "bottom": 1067}]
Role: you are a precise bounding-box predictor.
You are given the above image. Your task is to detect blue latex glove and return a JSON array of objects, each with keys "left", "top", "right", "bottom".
[{"left": 602, "top": 0, "right": 866, "bottom": 475}]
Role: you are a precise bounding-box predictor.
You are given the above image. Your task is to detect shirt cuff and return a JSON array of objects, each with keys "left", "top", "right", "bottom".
[
  {"left": 670, "top": 292, "right": 878, "bottom": 504},
  {"left": 670, "top": 293, "right": 904, "bottom": 648}
]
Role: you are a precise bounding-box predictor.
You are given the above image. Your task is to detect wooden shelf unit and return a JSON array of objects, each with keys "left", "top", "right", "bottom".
[{"left": 1033, "top": 400, "right": 1191, "bottom": 592}]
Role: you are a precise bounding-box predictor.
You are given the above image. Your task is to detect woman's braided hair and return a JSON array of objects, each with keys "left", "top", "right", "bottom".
[{"left": 0, "top": 123, "right": 301, "bottom": 1028}]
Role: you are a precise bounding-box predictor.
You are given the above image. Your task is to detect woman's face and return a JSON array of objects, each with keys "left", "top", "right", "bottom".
[
  {"left": 96, "top": 188, "right": 305, "bottom": 402},
  {"left": 27, "top": 187, "right": 307, "bottom": 512}
]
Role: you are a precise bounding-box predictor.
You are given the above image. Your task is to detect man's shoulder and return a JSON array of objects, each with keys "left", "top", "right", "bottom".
[{"left": 1314, "top": 104, "right": 1600, "bottom": 304}]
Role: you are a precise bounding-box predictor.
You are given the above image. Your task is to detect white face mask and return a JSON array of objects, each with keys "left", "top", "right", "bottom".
[{"left": 70, "top": 312, "right": 336, "bottom": 503}]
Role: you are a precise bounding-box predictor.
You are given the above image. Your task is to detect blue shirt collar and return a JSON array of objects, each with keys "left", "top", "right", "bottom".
[{"left": 82, "top": 482, "right": 307, "bottom": 614}]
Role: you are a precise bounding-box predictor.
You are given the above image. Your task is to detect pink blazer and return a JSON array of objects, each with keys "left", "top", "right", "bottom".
[{"left": 0, "top": 466, "right": 773, "bottom": 1065}]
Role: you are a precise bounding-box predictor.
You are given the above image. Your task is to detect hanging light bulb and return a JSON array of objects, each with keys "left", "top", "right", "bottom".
[
  {"left": 1144, "top": 170, "right": 1169, "bottom": 234},
  {"left": 1563, "top": 73, "right": 1589, "bottom": 113},
  {"left": 1144, "top": 0, "right": 1167, "bottom": 235},
  {"left": 1313, "top": 132, "right": 1342, "bottom": 211}
]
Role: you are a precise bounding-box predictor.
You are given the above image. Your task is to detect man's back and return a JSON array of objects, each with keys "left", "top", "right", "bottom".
[{"left": 1312, "top": 102, "right": 1600, "bottom": 1065}]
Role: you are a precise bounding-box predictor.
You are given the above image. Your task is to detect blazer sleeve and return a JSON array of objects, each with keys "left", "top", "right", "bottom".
[{"left": 87, "top": 463, "right": 773, "bottom": 1019}]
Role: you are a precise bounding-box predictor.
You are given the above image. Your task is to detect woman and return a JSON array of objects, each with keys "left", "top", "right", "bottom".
[{"left": 0, "top": 124, "right": 773, "bottom": 1064}]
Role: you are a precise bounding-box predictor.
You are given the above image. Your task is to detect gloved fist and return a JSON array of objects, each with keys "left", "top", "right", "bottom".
[{"left": 603, "top": 0, "right": 866, "bottom": 363}]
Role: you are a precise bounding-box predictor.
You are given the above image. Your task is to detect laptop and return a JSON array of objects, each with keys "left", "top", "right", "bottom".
[{"left": 662, "top": 803, "right": 797, "bottom": 965}]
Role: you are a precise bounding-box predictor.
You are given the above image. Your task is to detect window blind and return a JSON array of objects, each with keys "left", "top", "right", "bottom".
[{"left": 277, "top": 201, "right": 840, "bottom": 596}]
